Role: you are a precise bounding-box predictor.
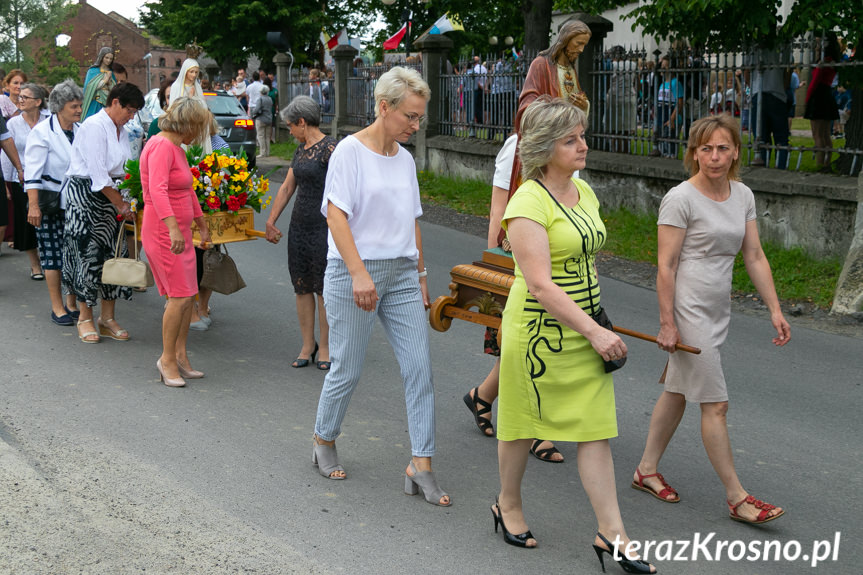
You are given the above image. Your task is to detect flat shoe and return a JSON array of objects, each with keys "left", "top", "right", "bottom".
[
  {"left": 51, "top": 311, "right": 75, "bottom": 326},
  {"left": 30, "top": 271, "right": 45, "bottom": 281},
  {"left": 189, "top": 319, "right": 209, "bottom": 331},
  {"left": 530, "top": 439, "right": 564, "bottom": 463},
  {"left": 728, "top": 495, "right": 784, "bottom": 525},
  {"left": 631, "top": 468, "right": 679, "bottom": 503},
  {"left": 64, "top": 306, "right": 80, "bottom": 320}
]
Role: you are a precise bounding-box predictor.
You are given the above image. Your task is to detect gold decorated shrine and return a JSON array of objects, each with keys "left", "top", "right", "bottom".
[{"left": 429, "top": 248, "right": 515, "bottom": 335}]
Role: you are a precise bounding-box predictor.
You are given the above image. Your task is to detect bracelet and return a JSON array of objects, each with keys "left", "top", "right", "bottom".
[{"left": 417, "top": 268, "right": 428, "bottom": 278}]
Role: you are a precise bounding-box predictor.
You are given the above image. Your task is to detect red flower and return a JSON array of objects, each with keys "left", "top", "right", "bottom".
[
  {"left": 124, "top": 173, "right": 131, "bottom": 180},
  {"left": 206, "top": 196, "right": 221, "bottom": 210},
  {"left": 190, "top": 167, "right": 200, "bottom": 179},
  {"left": 237, "top": 192, "right": 248, "bottom": 206},
  {"left": 226, "top": 195, "right": 241, "bottom": 211}
]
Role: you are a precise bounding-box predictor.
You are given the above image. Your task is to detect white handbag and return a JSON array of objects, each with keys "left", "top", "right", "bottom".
[{"left": 101, "top": 217, "right": 154, "bottom": 289}]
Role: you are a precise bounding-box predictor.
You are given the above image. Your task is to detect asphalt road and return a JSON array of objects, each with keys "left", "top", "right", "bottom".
[{"left": 1, "top": 171, "right": 861, "bottom": 574}]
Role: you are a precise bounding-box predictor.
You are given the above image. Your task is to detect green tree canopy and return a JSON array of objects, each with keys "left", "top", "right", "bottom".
[{"left": 0, "top": 0, "right": 70, "bottom": 68}]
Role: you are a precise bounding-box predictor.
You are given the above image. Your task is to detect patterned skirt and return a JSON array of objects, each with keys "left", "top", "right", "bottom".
[{"left": 62, "top": 176, "right": 132, "bottom": 306}]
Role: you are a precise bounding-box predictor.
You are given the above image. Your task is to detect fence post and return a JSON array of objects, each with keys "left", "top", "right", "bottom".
[
  {"left": 414, "top": 34, "right": 453, "bottom": 171},
  {"left": 832, "top": 174, "right": 863, "bottom": 314},
  {"left": 272, "top": 52, "right": 291, "bottom": 142},
  {"left": 331, "top": 43, "right": 359, "bottom": 138},
  {"left": 566, "top": 13, "right": 613, "bottom": 118}
]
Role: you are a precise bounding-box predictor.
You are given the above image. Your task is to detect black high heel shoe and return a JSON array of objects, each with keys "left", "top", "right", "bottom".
[
  {"left": 292, "top": 342, "right": 318, "bottom": 368},
  {"left": 592, "top": 532, "right": 656, "bottom": 574},
  {"left": 490, "top": 497, "right": 536, "bottom": 548}
]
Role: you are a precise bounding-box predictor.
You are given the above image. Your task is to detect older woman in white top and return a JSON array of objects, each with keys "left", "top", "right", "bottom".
[
  {"left": 2, "top": 82, "right": 50, "bottom": 279},
  {"left": 25, "top": 80, "right": 83, "bottom": 326},
  {"left": 312, "top": 67, "right": 450, "bottom": 507},
  {"left": 63, "top": 82, "right": 145, "bottom": 344}
]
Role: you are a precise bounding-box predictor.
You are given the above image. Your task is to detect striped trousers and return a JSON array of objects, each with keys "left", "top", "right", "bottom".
[{"left": 314, "top": 257, "right": 435, "bottom": 457}]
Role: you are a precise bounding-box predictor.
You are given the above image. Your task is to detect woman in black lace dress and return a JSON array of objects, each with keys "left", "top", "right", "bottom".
[{"left": 266, "top": 95, "right": 336, "bottom": 369}]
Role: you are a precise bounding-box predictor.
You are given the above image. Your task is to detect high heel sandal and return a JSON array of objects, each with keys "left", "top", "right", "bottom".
[
  {"left": 593, "top": 532, "right": 656, "bottom": 574},
  {"left": 156, "top": 359, "right": 186, "bottom": 387},
  {"left": 292, "top": 342, "right": 318, "bottom": 368},
  {"left": 404, "top": 461, "right": 451, "bottom": 506},
  {"left": 463, "top": 386, "right": 494, "bottom": 436},
  {"left": 490, "top": 497, "right": 535, "bottom": 548},
  {"left": 311, "top": 436, "right": 345, "bottom": 480}
]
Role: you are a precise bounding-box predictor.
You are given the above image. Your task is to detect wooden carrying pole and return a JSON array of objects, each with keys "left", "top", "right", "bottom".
[{"left": 612, "top": 326, "right": 701, "bottom": 354}]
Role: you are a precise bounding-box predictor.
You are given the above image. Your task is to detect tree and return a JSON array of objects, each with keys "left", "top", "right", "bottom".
[{"left": 0, "top": 0, "right": 69, "bottom": 68}]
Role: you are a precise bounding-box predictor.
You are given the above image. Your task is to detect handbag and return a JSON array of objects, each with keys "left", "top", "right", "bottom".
[
  {"left": 200, "top": 244, "right": 246, "bottom": 295},
  {"left": 591, "top": 307, "right": 627, "bottom": 373},
  {"left": 101, "top": 217, "right": 154, "bottom": 288},
  {"left": 37, "top": 189, "right": 61, "bottom": 215}
]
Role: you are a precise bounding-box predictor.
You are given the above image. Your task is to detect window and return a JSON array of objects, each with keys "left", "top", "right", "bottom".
[
  {"left": 159, "top": 57, "right": 166, "bottom": 67},
  {"left": 175, "top": 59, "right": 181, "bottom": 67}
]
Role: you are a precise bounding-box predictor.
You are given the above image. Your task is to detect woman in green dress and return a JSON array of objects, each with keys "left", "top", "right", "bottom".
[
  {"left": 82, "top": 47, "right": 116, "bottom": 120},
  {"left": 493, "top": 97, "right": 656, "bottom": 574}
]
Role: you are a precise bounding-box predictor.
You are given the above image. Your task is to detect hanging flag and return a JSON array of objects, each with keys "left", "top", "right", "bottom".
[
  {"left": 320, "top": 29, "right": 331, "bottom": 49},
  {"left": 512, "top": 47, "right": 519, "bottom": 60},
  {"left": 327, "top": 28, "right": 349, "bottom": 50},
  {"left": 428, "top": 12, "right": 464, "bottom": 35},
  {"left": 383, "top": 22, "right": 409, "bottom": 51}
]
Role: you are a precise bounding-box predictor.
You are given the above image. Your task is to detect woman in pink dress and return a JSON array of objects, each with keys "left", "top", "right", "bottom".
[{"left": 140, "top": 98, "right": 212, "bottom": 387}]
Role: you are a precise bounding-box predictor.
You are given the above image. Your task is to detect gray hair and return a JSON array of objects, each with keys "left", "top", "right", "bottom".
[
  {"left": 518, "top": 96, "right": 587, "bottom": 181},
  {"left": 20, "top": 83, "right": 48, "bottom": 110},
  {"left": 373, "top": 66, "right": 430, "bottom": 118},
  {"left": 281, "top": 95, "right": 321, "bottom": 127},
  {"left": 48, "top": 79, "right": 84, "bottom": 114}
]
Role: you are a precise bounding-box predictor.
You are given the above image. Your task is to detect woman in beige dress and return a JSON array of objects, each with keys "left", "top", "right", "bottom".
[{"left": 632, "top": 114, "right": 790, "bottom": 525}]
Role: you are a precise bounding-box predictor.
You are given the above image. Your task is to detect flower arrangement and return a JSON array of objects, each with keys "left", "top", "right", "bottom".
[
  {"left": 193, "top": 150, "right": 271, "bottom": 214},
  {"left": 120, "top": 146, "right": 272, "bottom": 215}
]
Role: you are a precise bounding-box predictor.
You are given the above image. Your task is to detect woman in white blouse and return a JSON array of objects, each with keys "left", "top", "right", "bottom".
[
  {"left": 62, "top": 82, "right": 144, "bottom": 344},
  {"left": 1, "top": 82, "right": 50, "bottom": 279},
  {"left": 25, "top": 80, "right": 83, "bottom": 326},
  {"left": 311, "top": 67, "right": 450, "bottom": 507}
]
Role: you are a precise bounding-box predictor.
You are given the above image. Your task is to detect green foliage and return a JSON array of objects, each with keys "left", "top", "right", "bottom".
[
  {"left": 558, "top": 0, "right": 863, "bottom": 51},
  {"left": 732, "top": 244, "right": 842, "bottom": 309},
  {"left": 0, "top": 0, "right": 70, "bottom": 67},
  {"left": 600, "top": 207, "right": 658, "bottom": 263},
  {"left": 31, "top": 15, "right": 80, "bottom": 85},
  {"left": 416, "top": 169, "right": 491, "bottom": 216}
]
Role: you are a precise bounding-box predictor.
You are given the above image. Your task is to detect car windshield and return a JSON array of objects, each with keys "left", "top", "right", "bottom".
[{"left": 204, "top": 93, "right": 246, "bottom": 116}]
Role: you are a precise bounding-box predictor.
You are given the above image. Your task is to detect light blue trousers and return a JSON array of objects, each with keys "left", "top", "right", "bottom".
[{"left": 314, "top": 258, "right": 436, "bottom": 457}]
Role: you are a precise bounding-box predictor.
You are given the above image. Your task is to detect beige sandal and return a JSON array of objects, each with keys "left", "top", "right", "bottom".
[
  {"left": 77, "top": 319, "right": 100, "bottom": 344},
  {"left": 98, "top": 317, "right": 130, "bottom": 341}
]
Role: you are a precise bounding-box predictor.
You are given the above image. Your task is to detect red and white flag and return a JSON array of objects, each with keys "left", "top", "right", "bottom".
[
  {"left": 383, "top": 22, "right": 409, "bottom": 51},
  {"left": 327, "top": 28, "right": 349, "bottom": 50}
]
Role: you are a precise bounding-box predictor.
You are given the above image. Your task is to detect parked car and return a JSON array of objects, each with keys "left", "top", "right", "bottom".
[
  {"left": 203, "top": 90, "right": 257, "bottom": 167},
  {"left": 142, "top": 89, "right": 257, "bottom": 167}
]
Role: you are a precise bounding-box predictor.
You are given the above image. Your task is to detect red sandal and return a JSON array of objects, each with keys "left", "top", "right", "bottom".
[
  {"left": 727, "top": 495, "right": 785, "bottom": 525},
  {"left": 631, "top": 468, "right": 680, "bottom": 503}
]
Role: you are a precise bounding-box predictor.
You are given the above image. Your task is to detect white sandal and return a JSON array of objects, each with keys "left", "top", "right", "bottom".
[{"left": 77, "top": 319, "right": 100, "bottom": 344}]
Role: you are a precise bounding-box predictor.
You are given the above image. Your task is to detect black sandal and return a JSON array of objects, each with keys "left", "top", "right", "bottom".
[
  {"left": 530, "top": 439, "right": 564, "bottom": 463},
  {"left": 463, "top": 387, "right": 494, "bottom": 436}
]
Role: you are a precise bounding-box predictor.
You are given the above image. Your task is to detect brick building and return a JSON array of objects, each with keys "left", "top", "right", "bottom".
[{"left": 24, "top": 0, "right": 187, "bottom": 93}]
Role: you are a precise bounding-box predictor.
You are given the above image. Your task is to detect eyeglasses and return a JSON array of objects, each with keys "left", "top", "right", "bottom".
[
  {"left": 401, "top": 111, "right": 426, "bottom": 126},
  {"left": 18, "top": 95, "right": 36, "bottom": 102}
]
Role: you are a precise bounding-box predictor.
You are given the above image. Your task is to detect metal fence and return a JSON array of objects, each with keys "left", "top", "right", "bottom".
[
  {"left": 432, "top": 41, "right": 860, "bottom": 174},
  {"left": 345, "top": 62, "right": 422, "bottom": 126},
  {"left": 588, "top": 39, "right": 861, "bottom": 173},
  {"left": 283, "top": 68, "right": 335, "bottom": 125},
  {"left": 438, "top": 53, "right": 530, "bottom": 142}
]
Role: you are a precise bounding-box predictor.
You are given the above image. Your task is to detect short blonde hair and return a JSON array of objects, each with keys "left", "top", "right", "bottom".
[
  {"left": 684, "top": 115, "right": 742, "bottom": 180},
  {"left": 518, "top": 96, "right": 587, "bottom": 181},
  {"left": 373, "top": 66, "right": 430, "bottom": 118},
  {"left": 158, "top": 97, "right": 211, "bottom": 145}
]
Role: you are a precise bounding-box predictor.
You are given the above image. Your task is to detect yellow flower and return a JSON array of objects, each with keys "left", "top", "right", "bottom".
[{"left": 217, "top": 156, "right": 231, "bottom": 169}]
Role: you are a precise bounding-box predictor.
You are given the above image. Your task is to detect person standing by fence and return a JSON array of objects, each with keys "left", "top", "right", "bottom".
[{"left": 471, "top": 56, "right": 488, "bottom": 137}]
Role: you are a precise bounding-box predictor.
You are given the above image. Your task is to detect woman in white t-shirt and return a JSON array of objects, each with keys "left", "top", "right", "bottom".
[{"left": 312, "top": 67, "right": 450, "bottom": 507}]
